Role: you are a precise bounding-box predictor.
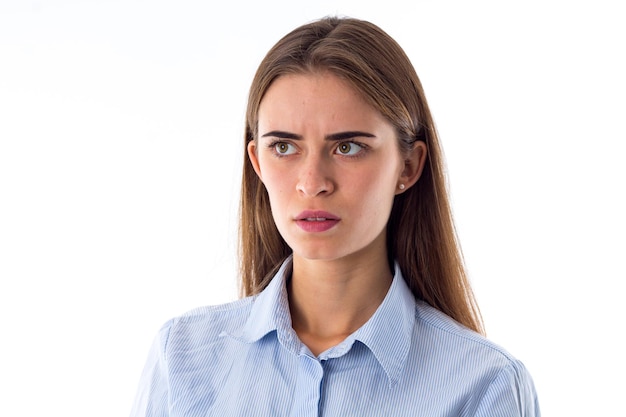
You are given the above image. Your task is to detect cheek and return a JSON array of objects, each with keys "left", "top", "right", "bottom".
[
  {"left": 263, "top": 170, "right": 289, "bottom": 194},
  {"left": 345, "top": 171, "right": 397, "bottom": 214},
  {"left": 261, "top": 170, "right": 293, "bottom": 212},
  {"left": 257, "top": 157, "right": 283, "bottom": 189},
  {"left": 354, "top": 158, "right": 399, "bottom": 191}
]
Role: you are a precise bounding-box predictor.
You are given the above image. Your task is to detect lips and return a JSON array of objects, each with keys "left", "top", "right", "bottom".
[{"left": 295, "top": 210, "right": 340, "bottom": 232}]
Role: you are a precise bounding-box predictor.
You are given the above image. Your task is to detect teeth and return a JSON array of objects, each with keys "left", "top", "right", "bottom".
[{"left": 305, "top": 217, "right": 327, "bottom": 221}]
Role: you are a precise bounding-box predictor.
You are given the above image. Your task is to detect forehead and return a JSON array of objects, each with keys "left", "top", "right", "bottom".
[{"left": 257, "top": 72, "right": 388, "bottom": 132}]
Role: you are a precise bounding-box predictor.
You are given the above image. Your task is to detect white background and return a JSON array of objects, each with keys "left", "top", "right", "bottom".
[{"left": 1, "top": 1, "right": 624, "bottom": 416}]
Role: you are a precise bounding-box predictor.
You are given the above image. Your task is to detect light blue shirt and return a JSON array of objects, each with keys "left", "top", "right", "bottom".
[{"left": 131, "top": 257, "right": 540, "bottom": 416}]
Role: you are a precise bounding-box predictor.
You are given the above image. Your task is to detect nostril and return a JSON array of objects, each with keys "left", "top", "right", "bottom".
[{"left": 296, "top": 174, "right": 334, "bottom": 197}]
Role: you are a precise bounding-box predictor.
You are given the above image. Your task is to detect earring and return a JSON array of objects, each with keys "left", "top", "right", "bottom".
[{"left": 398, "top": 184, "right": 405, "bottom": 190}]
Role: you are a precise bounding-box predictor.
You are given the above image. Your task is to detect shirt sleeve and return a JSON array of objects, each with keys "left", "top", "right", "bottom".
[
  {"left": 473, "top": 359, "right": 541, "bottom": 417},
  {"left": 129, "top": 324, "right": 172, "bottom": 417}
]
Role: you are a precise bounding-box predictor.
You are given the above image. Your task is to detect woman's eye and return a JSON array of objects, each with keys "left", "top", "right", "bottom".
[
  {"left": 336, "top": 142, "right": 363, "bottom": 156},
  {"left": 273, "top": 142, "right": 296, "bottom": 155}
]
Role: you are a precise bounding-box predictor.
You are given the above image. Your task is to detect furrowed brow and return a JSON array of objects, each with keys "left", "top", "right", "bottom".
[
  {"left": 260, "top": 130, "right": 376, "bottom": 140},
  {"left": 261, "top": 131, "right": 302, "bottom": 140},
  {"left": 325, "top": 131, "right": 376, "bottom": 141}
]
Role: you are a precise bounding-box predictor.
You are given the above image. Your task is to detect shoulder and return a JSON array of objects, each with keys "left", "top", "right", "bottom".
[
  {"left": 130, "top": 296, "right": 263, "bottom": 417},
  {"left": 411, "top": 301, "right": 540, "bottom": 416},
  {"left": 413, "top": 299, "right": 518, "bottom": 365},
  {"left": 175, "top": 296, "right": 255, "bottom": 327},
  {"left": 155, "top": 296, "right": 257, "bottom": 356}
]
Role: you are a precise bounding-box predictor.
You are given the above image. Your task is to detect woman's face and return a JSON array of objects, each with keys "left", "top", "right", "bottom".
[{"left": 248, "top": 72, "right": 421, "bottom": 263}]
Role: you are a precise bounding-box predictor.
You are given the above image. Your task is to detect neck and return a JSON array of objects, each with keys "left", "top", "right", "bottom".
[{"left": 287, "top": 251, "right": 393, "bottom": 356}]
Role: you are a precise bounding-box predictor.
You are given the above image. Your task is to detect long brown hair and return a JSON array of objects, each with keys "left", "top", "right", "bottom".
[{"left": 239, "top": 16, "right": 484, "bottom": 335}]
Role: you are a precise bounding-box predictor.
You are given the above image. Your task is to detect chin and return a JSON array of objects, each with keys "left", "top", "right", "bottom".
[{"left": 290, "top": 245, "right": 349, "bottom": 262}]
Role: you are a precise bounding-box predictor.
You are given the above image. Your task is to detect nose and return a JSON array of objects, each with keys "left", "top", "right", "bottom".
[{"left": 296, "top": 153, "right": 335, "bottom": 197}]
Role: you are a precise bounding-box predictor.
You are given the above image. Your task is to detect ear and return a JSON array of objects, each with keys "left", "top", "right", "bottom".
[
  {"left": 396, "top": 141, "right": 427, "bottom": 194},
  {"left": 247, "top": 140, "right": 264, "bottom": 182}
]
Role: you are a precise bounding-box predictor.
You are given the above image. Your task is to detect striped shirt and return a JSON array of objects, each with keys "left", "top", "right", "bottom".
[{"left": 130, "top": 257, "right": 540, "bottom": 416}]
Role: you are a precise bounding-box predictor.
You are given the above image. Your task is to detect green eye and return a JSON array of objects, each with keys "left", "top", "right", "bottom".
[
  {"left": 273, "top": 142, "right": 295, "bottom": 155},
  {"left": 336, "top": 142, "right": 363, "bottom": 156}
]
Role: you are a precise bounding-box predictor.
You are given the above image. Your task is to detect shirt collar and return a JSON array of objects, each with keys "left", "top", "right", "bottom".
[
  {"left": 228, "top": 256, "right": 297, "bottom": 347},
  {"left": 348, "top": 262, "right": 416, "bottom": 388},
  {"left": 229, "top": 256, "right": 416, "bottom": 387}
]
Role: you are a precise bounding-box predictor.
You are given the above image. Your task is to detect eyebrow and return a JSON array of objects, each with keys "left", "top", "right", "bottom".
[{"left": 260, "top": 130, "right": 377, "bottom": 141}]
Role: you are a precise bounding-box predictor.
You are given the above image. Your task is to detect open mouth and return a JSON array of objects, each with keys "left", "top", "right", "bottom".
[{"left": 295, "top": 211, "right": 340, "bottom": 232}]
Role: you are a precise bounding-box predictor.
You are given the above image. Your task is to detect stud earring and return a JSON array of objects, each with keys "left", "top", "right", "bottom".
[{"left": 398, "top": 184, "right": 405, "bottom": 190}]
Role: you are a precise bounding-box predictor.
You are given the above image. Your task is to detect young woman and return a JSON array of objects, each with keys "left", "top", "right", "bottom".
[{"left": 131, "top": 16, "right": 540, "bottom": 416}]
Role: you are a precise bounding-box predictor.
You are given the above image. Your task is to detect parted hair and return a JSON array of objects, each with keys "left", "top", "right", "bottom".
[{"left": 239, "top": 16, "right": 484, "bottom": 335}]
